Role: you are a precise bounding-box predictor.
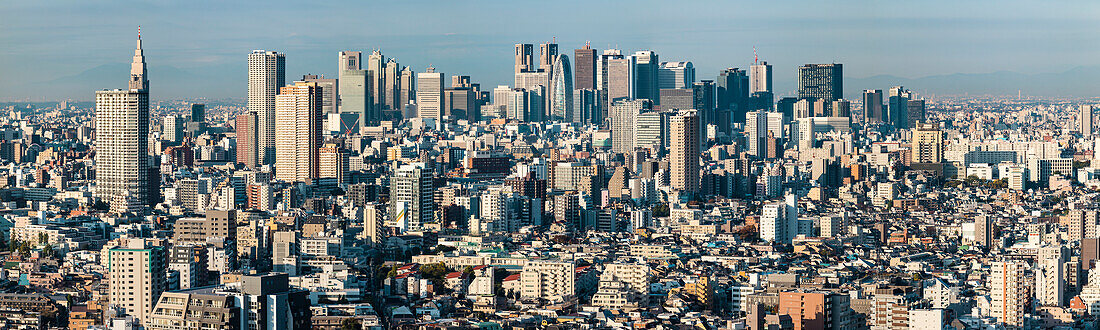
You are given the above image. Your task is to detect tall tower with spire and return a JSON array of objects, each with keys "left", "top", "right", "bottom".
[
  {"left": 129, "top": 26, "right": 148, "bottom": 90},
  {"left": 95, "top": 27, "right": 153, "bottom": 215}
]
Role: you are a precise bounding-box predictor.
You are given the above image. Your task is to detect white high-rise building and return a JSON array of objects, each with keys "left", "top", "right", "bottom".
[
  {"left": 611, "top": 100, "right": 647, "bottom": 154},
  {"left": 163, "top": 115, "right": 183, "bottom": 143},
  {"left": 274, "top": 81, "right": 322, "bottom": 183},
  {"left": 987, "top": 260, "right": 1031, "bottom": 328},
  {"left": 389, "top": 163, "right": 434, "bottom": 232},
  {"left": 96, "top": 32, "right": 152, "bottom": 214},
  {"left": 416, "top": 67, "right": 444, "bottom": 120},
  {"left": 750, "top": 61, "right": 773, "bottom": 93},
  {"left": 248, "top": 50, "right": 285, "bottom": 165},
  {"left": 1082, "top": 105, "right": 1094, "bottom": 137},
  {"left": 761, "top": 194, "right": 799, "bottom": 244}
]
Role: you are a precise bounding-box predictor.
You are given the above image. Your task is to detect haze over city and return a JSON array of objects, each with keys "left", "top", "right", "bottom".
[
  {"left": 3, "top": 0, "right": 1100, "bottom": 101},
  {"left": 3, "top": 1, "right": 1100, "bottom": 330}
]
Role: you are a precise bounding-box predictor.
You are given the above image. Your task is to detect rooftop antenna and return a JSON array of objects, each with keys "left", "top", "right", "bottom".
[
  {"left": 753, "top": 46, "right": 757, "bottom": 65},
  {"left": 138, "top": 25, "right": 141, "bottom": 39}
]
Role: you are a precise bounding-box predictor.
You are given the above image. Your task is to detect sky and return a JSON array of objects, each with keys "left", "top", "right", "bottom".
[{"left": 2, "top": 0, "right": 1099, "bottom": 101}]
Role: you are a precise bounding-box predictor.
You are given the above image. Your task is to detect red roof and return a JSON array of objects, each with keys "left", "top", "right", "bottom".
[
  {"left": 503, "top": 274, "right": 521, "bottom": 282},
  {"left": 446, "top": 272, "right": 464, "bottom": 279}
]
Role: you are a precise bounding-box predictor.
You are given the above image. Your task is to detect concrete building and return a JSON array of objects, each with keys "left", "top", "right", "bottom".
[
  {"left": 96, "top": 34, "right": 154, "bottom": 214},
  {"left": 274, "top": 81, "right": 322, "bottom": 183},
  {"left": 417, "top": 67, "right": 445, "bottom": 120},
  {"left": 669, "top": 110, "right": 700, "bottom": 195},
  {"left": 248, "top": 50, "right": 285, "bottom": 165},
  {"left": 106, "top": 239, "right": 167, "bottom": 326}
]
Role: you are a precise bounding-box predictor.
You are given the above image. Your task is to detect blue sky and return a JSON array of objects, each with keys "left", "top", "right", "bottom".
[{"left": 2, "top": 0, "right": 1099, "bottom": 101}]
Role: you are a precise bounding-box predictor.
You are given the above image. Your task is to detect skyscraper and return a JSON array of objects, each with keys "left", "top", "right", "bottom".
[
  {"left": 235, "top": 113, "right": 258, "bottom": 168},
  {"left": 399, "top": 66, "right": 416, "bottom": 114},
  {"left": 107, "top": 238, "right": 167, "bottom": 326},
  {"left": 163, "top": 115, "right": 183, "bottom": 143},
  {"left": 606, "top": 57, "right": 633, "bottom": 104},
  {"left": 906, "top": 99, "right": 925, "bottom": 127},
  {"left": 716, "top": 68, "right": 749, "bottom": 126},
  {"left": 750, "top": 61, "right": 773, "bottom": 94},
  {"left": 611, "top": 99, "right": 650, "bottom": 154},
  {"left": 797, "top": 63, "right": 843, "bottom": 102},
  {"left": 658, "top": 61, "right": 694, "bottom": 90},
  {"left": 670, "top": 110, "right": 700, "bottom": 195},
  {"left": 862, "top": 89, "right": 884, "bottom": 124},
  {"left": 384, "top": 58, "right": 403, "bottom": 111},
  {"left": 632, "top": 50, "right": 659, "bottom": 102},
  {"left": 248, "top": 50, "right": 285, "bottom": 165},
  {"left": 539, "top": 42, "right": 559, "bottom": 72},
  {"left": 911, "top": 122, "right": 943, "bottom": 164},
  {"left": 746, "top": 110, "right": 785, "bottom": 157},
  {"left": 389, "top": 163, "right": 434, "bottom": 231},
  {"left": 1082, "top": 105, "right": 1094, "bottom": 136},
  {"left": 988, "top": 260, "right": 1031, "bottom": 328},
  {"left": 515, "top": 44, "right": 534, "bottom": 73},
  {"left": 274, "top": 81, "right": 322, "bottom": 183},
  {"left": 549, "top": 54, "right": 574, "bottom": 121},
  {"left": 302, "top": 74, "right": 337, "bottom": 114},
  {"left": 190, "top": 103, "right": 205, "bottom": 123},
  {"left": 888, "top": 86, "right": 911, "bottom": 129},
  {"left": 367, "top": 50, "right": 386, "bottom": 120},
  {"left": 573, "top": 89, "right": 603, "bottom": 124},
  {"left": 416, "top": 67, "right": 445, "bottom": 120},
  {"left": 574, "top": 42, "right": 597, "bottom": 90},
  {"left": 96, "top": 32, "right": 152, "bottom": 214},
  {"left": 338, "top": 51, "right": 369, "bottom": 128}
]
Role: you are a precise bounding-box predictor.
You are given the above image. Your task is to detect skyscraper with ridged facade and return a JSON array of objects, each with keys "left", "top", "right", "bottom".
[
  {"left": 549, "top": 54, "right": 574, "bottom": 122},
  {"left": 95, "top": 30, "right": 153, "bottom": 214}
]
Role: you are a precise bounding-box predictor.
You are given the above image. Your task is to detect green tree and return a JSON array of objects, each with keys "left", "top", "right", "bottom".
[{"left": 340, "top": 317, "right": 361, "bottom": 330}]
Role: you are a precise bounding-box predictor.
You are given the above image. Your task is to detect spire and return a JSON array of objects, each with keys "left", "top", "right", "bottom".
[{"left": 129, "top": 26, "right": 148, "bottom": 90}]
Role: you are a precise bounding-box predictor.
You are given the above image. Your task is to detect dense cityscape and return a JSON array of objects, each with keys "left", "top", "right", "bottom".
[{"left": 1, "top": 10, "right": 1100, "bottom": 330}]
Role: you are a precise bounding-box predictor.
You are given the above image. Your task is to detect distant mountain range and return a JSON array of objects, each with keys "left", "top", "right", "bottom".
[
  {"left": 5, "top": 63, "right": 1100, "bottom": 102},
  {"left": 842, "top": 66, "right": 1100, "bottom": 99}
]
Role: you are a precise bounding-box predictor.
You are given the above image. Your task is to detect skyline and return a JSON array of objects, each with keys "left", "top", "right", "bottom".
[{"left": 3, "top": 0, "right": 1100, "bottom": 101}]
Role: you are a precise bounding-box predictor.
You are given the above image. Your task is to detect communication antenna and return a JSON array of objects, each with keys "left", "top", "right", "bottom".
[{"left": 753, "top": 46, "right": 757, "bottom": 65}]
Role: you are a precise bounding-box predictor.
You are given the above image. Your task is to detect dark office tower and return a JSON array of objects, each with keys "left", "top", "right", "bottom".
[
  {"left": 888, "top": 86, "right": 911, "bottom": 129},
  {"left": 692, "top": 81, "right": 716, "bottom": 127},
  {"left": 797, "top": 63, "right": 843, "bottom": 102},
  {"left": 190, "top": 104, "right": 205, "bottom": 123},
  {"left": 515, "top": 44, "right": 534, "bottom": 73},
  {"left": 716, "top": 68, "right": 750, "bottom": 123},
  {"left": 539, "top": 42, "right": 559, "bottom": 72},
  {"left": 776, "top": 97, "right": 798, "bottom": 122},
  {"left": 862, "top": 89, "right": 884, "bottom": 124},
  {"left": 632, "top": 50, "right": 659, "bottom": 102},
  {"left": 574, "top": 42, "right": 597, "bottom": 90},
  {"left": 573, "top": 89, "right": 603, "bottom": 124},
  {"left": 907, "top": 99, "right": 926, "bottom": 128},
  {"left": 445, "top": 87, "right": 478, "bottom": 122},
  {"left": 749, "top": 91, "right": 774, "bottom": 112}
]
